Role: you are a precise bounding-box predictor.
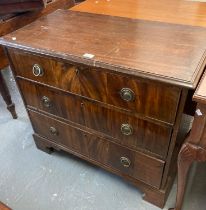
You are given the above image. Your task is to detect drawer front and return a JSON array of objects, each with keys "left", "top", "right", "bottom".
[
  {"left": 19, "top": 79, "right": 172, "bottom": 158},
  {"left": 107, "top": 73, "right": 181, "bottom": 124},
  {"left": 29, "top": 110, "right": 165, "bottom": 188},
  {"left": 9, "top": 49, "right": 180, "bottom": 124},
  {"left": 9, "top": 49, "right": 107, "bottom": 102}
]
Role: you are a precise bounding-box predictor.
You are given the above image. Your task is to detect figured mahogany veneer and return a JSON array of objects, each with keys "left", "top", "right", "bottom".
[
  {"left": 18, "top": 79, "right": 172, "bottom": 159},
  {"left": 29, "top": 109, "right": 165, "bottom": 188},
  {"left": 9, "top": 49, "right": 181, "bottom": 124},
  {"left": 1, "top": 10, "right": 204, "bottom": 208}
]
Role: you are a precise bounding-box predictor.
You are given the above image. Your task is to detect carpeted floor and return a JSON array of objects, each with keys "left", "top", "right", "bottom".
[{"left": 0, "top": 68, "right": 206, "bottom": 210}]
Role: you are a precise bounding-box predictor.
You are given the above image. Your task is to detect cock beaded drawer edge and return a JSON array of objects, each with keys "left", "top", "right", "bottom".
[{"left": 1, "top": 10, "right": 206, "bottom": 208}]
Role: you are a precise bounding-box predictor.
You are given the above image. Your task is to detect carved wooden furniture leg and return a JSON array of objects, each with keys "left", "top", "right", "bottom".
[
  {"left": 170, "top": 71, "right": 206, "bottom": 210},
  {"left": 0, "top": 71, "right": 17, "bottom": 119},
  {"left": 169, "top": 143, "right": 195, "bottom": 210}
]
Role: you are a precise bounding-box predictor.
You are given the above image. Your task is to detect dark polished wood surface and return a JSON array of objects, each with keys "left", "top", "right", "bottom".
[
  {"left": 17, "top": 78, "right": 173, "bottom": 159},
  {"left": 9, "top": 49, "right": 181, "bottom": 124},
  {"left": 1, "top": 10, "right": 206, "bottom": 88},
  {"left": 29, "top": 109, "right": 165, "bottom": 188}
]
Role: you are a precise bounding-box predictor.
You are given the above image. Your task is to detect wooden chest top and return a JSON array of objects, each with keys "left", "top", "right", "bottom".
[{"left": 1, "top": 10, "right": 206, "bottom": 88}]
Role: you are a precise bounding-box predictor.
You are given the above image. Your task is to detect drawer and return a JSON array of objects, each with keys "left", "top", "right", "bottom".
[
  {"left": 106, "top": 73, "right": 181, "bottom": 124},
  {"left": 9, "top": 49, "right": 107, "bottom": 102},
  {"left": 19, "top": 79, "right": 172, "bottom": 158},
  {"left": 29, "top": 110, "right": 165, "bottom": 188},
  {"left": 9, "top": 49, "right": 181, "bottom": 124}
]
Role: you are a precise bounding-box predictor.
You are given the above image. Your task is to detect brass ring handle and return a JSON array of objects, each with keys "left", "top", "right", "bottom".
[
  {"left": 49, "top": 127, "right": 58, "bottom": 136},
  {"left": 121, "top": 124, "right": 133, "bottom": 136},
  {"left": 32, "top": 64, "right": 44, "bottom": 77},
  {"left": 120, "top": 88, "right": 135, "bottom": 102},
  {"left": 41, "top": 96, "right": 52, "bottom": 108},
  {"left": 120, "top": 157, "right": 131, "bottom": 168}
]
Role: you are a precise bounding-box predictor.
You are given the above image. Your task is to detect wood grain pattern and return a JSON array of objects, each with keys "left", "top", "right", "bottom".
[
  {"left": 9, "top": 49, "right": 181, "bottom": 124},
  {"left": 18, "top": 78, "right": 172, "bottom": 159},
  {"left": 72, "top": 0, "right": 206, "bottom": 27},
  {"left": 1, "top": 10, "right": 206, "bottom": 88},
  {"left": 107, "top": 73, "right": 181, "bottom": 124},
  {"left": 29, "top": 109, "right": 165, "bottom": 189},
  {"left": 8, "top": 49, "right": 107, "bottom": 102}
]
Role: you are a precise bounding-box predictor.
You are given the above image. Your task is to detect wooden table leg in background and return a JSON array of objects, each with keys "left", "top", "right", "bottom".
[
  {"left": 0, "top": 71, "right": 17, "bottom": 119},
  {"left": 170, "top": 141, "right": 206, "bottom": 210},
  {"left": 169, "top": 71, "right": 206, "bottom": 210},
  {"left": 169, "top": 141, "right": 196, "bottom": 210}
]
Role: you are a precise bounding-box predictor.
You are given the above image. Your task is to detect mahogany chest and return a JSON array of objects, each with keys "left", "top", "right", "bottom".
[{"left": 1, "top": 10, "right": 206, "bottom": 208}]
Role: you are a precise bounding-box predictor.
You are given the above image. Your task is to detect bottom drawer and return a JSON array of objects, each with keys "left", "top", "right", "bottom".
[{"left": 29, "top": 110, "right": 165, "bottom": 188}]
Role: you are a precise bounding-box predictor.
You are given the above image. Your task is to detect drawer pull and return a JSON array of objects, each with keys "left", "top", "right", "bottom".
[
  {"left": 49, "top": 127, "right": 58, "bottom": 136},
  {"left": 120, "top": 88, "right": 135, "bottom": 102},
  {"left": 41, "top": 96, "right": 52, "bottom": 108},
  {"left": 120, "top": 157, "right": 131, "bottom": 168},
  {"left": 121, "top": 124, "right": 133, "bottom": 136},
  {"left": 32, "top": 64, "right": 44, "bottom": 77}
]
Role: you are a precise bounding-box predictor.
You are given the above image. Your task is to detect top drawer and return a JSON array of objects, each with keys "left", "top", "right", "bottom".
[
  {"left": 8, "top": 49, "right": 181, "bottom": 124},
  {"left": 8, "top": 48, "right": 108, "bottom": 102}
]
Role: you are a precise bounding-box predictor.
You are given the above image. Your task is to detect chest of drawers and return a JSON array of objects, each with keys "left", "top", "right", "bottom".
[{"left": 1, "top": 10, "right": 206, "bottom": 208}]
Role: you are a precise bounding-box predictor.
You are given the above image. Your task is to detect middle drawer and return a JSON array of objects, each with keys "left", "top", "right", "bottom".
[{"left": 18, "top": 79, "right": 172, "bottom": 159}]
